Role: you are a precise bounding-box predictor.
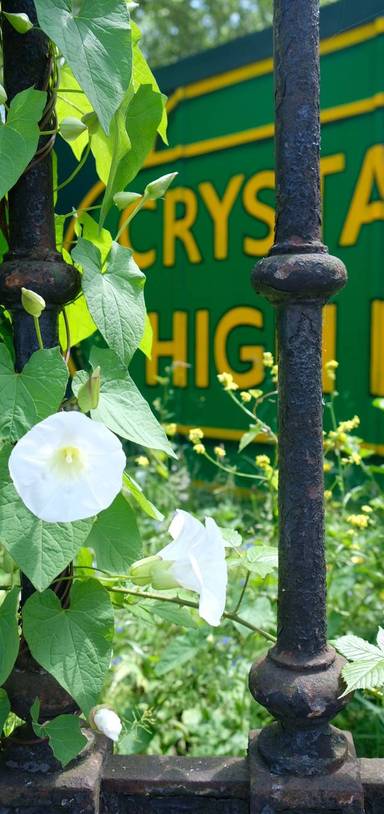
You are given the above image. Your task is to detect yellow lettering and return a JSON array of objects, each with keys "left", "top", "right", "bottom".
[
  {"left": 118, "top": 198, "right": 157, "bottom": 270},
  {"left": 370, "top": 300, "right": 384, "bottom": 395},
  {"left": 340, "top": 145, "right": 384, "bottom": 246},
  {"left": 214, "top": 306, "right": 264, "bottom": 389},
  {"left": 195, "top": 310, "right": 209, "bottom": 388},
  {"left": 243, "top": 171, "right": 275, "bottom": 257},
  {"left": 198, "top": 175, "right": 244, "bottom": 260},
  {"left": 163, "top": 187, "right": 202, "bottom": 266},
  {"left": 322, "top": 304, "right": 337, "bottom": 394},
  {"left": 146, "top": 312, "right": 188, "bottom": 387}
]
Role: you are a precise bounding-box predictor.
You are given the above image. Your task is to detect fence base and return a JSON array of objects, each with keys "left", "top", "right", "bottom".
[
  {"left": 248, "top": 730, "right": 365, "bottom": 813},
  {"left": 0, "top": 729, "right": 110, "bottom": 813}
]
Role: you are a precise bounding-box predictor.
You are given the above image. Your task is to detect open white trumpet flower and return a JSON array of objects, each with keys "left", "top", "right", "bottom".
[
  {"left": 160, "top": 510, "right": 227, "bottom": 626},
  {"left": 9, "top": 412, "right": 126, "bottom": 523}
]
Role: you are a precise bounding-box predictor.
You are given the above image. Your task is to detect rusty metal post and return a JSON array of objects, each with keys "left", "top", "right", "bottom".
[
  {"left": 248, "top": 0, "right": 365, "bottom": 810},
  {"left": 0, "top": 8, "right": 112, "bottom": 802}
]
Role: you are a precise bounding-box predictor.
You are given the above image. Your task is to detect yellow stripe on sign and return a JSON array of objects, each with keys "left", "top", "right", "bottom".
[
  {"left": 165, "top": 17, "right": 384, "bottom": 117},
  {"left": 145, "top": 93, "right": 384, "bottom": 168}
]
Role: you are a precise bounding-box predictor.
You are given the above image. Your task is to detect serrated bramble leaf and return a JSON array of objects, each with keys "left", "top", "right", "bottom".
[
  {"left": 23, "top": 579, "right": 114, "bottom": 715},
  {"left": 35, "top": 0, "right": 132, "bottom": 134},
  {"left": 340, "top": 657, "right": 384, "bottom": 696},
  {"left": 335, "top": 634, "right": 383, "bottom": 662},
  {"left": 0, "top": 586, "right": 20, "bottom": 685}
]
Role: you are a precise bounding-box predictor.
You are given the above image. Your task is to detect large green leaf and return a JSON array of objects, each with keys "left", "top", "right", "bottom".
[
  {"left": 0, "top": 447, "right": 93, "bottom": 591},
  {"left": 0, "top": 346, "right": 68, "bottom": 442},
  {"left": 23, "top": 579, "right": 114, "bottom": 715},
  {"left": 73, "top": 239, "right": 145, "bottom": 366},
  {"left": 0, "top": 88, "right": 46, "bottom": 201},
  {"left": 0, "top": 586, "right": 20, "bottom": 685},
  {"left": 73, "top": 348, "right": 175, "bottom": 456},
  {"left": 0, "top": 689, "right": 10, "bottom": 734},
  {"left": 35, "top": 0, "right": 132, "bottom": 134},
  {"left": 56, "top": 62, "right": 92, "bottom": 160},
  {"left": 99, "top": 84, "right": 163, "bottom": 226},
  {"left": 31, "top": 699, "right": 87, "bottom": 767},
  {"left": 341, "top": 658, "right": 384, "bottom": 696},
  {"left": 245, "top": 546, "right": 278, "bottom": 578},
  {"left": 131, "top": 21, "right": 167, "bottom": 143},
  {"left": 86, "top": 493, "right": 141, "bottom": 573}
]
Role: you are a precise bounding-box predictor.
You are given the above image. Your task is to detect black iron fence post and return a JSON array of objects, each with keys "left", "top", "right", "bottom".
[{"left": 248, "top": 0, "right": 365, "bottom": 810}]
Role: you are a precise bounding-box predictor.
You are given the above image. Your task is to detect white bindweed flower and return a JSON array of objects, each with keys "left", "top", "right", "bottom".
[
  {"left": 159, "top": 510, "right": 227, "bottom": 627},
  {"left": 9, "top": 412, "right": 126, "bottom": 523},
  {"left": 92, "top": 707, "right": 122, "bottom": 742}
]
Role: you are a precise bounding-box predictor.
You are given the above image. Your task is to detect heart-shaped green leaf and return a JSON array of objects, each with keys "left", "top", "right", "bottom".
[
  {"left": 23, "top": 579, "right": 114, "bottom": 714},
  {"left": 0, "top": 446, "right": 93, "bottom": 591},
  {"left": 35, "top": 0, "right": 132, "bottom": 134},
  {"left": 0, "top": 87, "right": 46, "bottom": 201},
  {"left": 0, "top": 587, "right": 20, "bottom": 685},
  {"left": 86, "top": 493, "right": 141, "bottom": 573},
  {"left": 0, "top": 346, "right": 68, "bottom": 442}
]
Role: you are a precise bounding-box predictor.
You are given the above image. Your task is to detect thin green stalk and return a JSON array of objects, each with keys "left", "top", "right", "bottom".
[
  {"left": 204, "top": 451, "right": 265, "bottom": 481},
  {"left": 233, "top": 571, "right": 250, "bottom": 615},
  {"left": 115, "top": 196, "right": 147, "bottom": 242},
  {"left": 56, "top": 94, "right": 84, "bottom": 115},
  {"left": 111, "top": 585, "right": 276, "bottom": 643},
  {"left": 55, "top": 142, "right": 91, "bottom": 193},
  {"left": 61, "top": 306, "right": 71, "bottom": 363},
  {"left": 33, "top": 316, "right": 43, "bottom": 350},
  {"left": 327, "top": 393, "right": 345, "bottom": 498}
]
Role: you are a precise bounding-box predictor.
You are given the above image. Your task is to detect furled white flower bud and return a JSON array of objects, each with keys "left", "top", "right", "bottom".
[
  {"left": 21, "top": 287, "right": 46, "bottom": 318},
  {"left": 59, "top": 117, "right": 88, "bottom": 142},
  {"left": 3, "top": 11, "right": 33, "bottom": 33},
  {"left": 92, "top": 707, "right": 122, "bottom": 743},
  {"left": 144, "top": 172, "right": 178, "bottom": 200},
  {"left": 113, "top": 191, "right": 141, "bottom": 210}
]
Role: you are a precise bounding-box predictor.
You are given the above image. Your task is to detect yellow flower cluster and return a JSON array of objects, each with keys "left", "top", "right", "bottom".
[
  {"left": 255, "top": 454, "right": 271, "bottom": 469},
  {"left": 135, "top": 455, "right": 149, "bottom": 467},
  {"left": 347, "top": 514, "right": 369, "bottom": 530},
  {"left": 217, "top": 372, "right": 239, "bottom": 391},
  {"left": 214, "top": 446, "right": 226, "bottom": 458},
  {"left": 263, "top": 351, "right": 274, "bottom": 368},
  {"left": 193, "top": 443, "right": 206, "bottom": 455},
  {"left": 338, "top": 416, "right": 360, "bottom": 433},
  {"left": 249, "top": 389, "right": 263, "bottom": 399},
  {"left": 271, "top": 364, "right": 278, "bottom": 383},
  {"left": 164, "top": 423, "right": 177, "bottom": 437},
  {"left": 325, "top": 359, "right": 339, "bottom": 381},
  {"left": 189, "top": 427, "right": 204, "bottom": 444},
  {"left": 240, "top": 391, "right": 252, "bottom": 403}
]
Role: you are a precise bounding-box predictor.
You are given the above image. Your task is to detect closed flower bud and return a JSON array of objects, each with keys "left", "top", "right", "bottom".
[
  {"left": 145, "top": 172, "right": 178, "bottom": 200},
  {"left": 59, "top": 116, "right": 88, "bottom": 142},
  {"left": 21, "top": 287, "right": 45, "bottom": 318},
  {"left": 91, "top": 707, "right": 122, "bottom": 742},
  {"left": 151, "top": 559, "right": 180, "bottom": 590},
  {"left": 0, "top": 84, "right": 7, "bottom": 105},
  {"left": 81, "top": 111, "right": 99, "bottom": 134},
  {"left": 130, "top": 555, "right": 161, "bottom": 586},
  {"left": 113, "top": 191, "right": 141, "bottom": 210},
  {"left": 3, "top": 11, "right": 33, "bottom": 33},
  {"left": 76, "top": 367, "right": 101, "bottom": 413}
]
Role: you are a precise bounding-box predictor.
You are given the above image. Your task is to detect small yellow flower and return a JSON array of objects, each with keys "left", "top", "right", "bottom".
[
  {"left": 164, "top": 423, "right": 177, "bottom": 437},
  {"left": 249, "top": 389, "right": 263, "bottom": 399},
  {"left": 135, "top": 455, "right": 149, "bottom": 467},
  {"left": 189, "top": 427, "right": 204, "bottom": 444},
  {"left": 325, "top": 359, "right": 338, "bottom": 381},
  {"left": 271, "top": 364, "right": 278, "bottom": 382},
  {"left": 240, "top": 391, "right": 252, "bottom": 403},
  {"left": 323, "top": 460, "right": 332, "bottom": 472},
  {"left": 362, "top": 504, "right": 373, "bottom": 513},
  {"left": 347, "top": 514, "right": 369, "bottom": 529},
  {"left": 256, "top": 454, "right": 270, "bottom": 469},
  {"left": 263, "top": 351, "right": 274, "bottom": 368},
  {"left": 193, "top": 443, "right": 206, "bottom": 455},
  {"left": 351, "top": 555, "right": 364, "bottom": 565},
  {"left": 214, "top": 446, "right": 226, "bottom": 458},
  {"left": 217, "top": 372, "right": 239, "bottom": 391},
  {"left": 349, "top": 452, "right": 361, "bottom": 465},
  {"left": 324, "top": 490, "right": 332, "bottom": 500},
  {"left": 339, "top": 415, "right": 360, "bottom": 433}
]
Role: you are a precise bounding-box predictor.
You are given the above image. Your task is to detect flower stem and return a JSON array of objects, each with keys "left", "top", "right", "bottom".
[
  {"left": 204, "top": 451, "right": 265, "bottom": 481},
  {"left": 110, "top": 585, "right": 276, "bottom": 643},
  {"left": 33, "top": 316, "right": 44, "bottom": 350},
  {"left": 61, "top": 306, "right": 71, "bottom": 363},
  {"left": 115, "top": 195, "right": 147, "bottom": 242},
  {"left": 55, "top": 142, "right": 91, "bottom": 193}
]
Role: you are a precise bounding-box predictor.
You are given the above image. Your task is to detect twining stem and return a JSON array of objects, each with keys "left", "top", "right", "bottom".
[
  {"left": 115, "top": 195, "right": 147, "bottom": 242},
  {"left": 204, "top": 451, "right": 265, "bottom": 481},
  {"left": 61, "top": 306, "right": 71, "bottom": 364},
  {"left": 110, "top": 585, "right": 276, "bottom": 643},
  {"left": 55, "top": 142, "right": 91, "bottom": 193},
  {"left": 33, "top": 316, "right": 44, "bottom": 350}
]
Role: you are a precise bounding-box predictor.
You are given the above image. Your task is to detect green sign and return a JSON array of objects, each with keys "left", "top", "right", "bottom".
[{"left": 61, "top": 0, "right": 384, "bottom": 452}]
